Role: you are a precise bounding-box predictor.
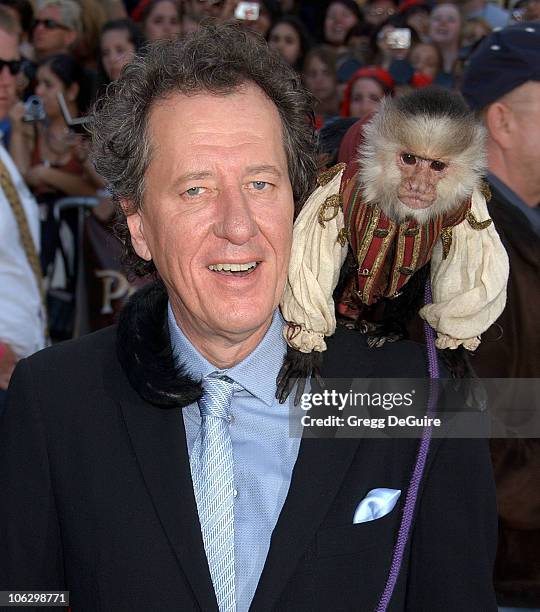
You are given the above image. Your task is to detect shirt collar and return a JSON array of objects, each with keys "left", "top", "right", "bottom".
[
  {"left": 167, "top": 304, "right": 286, "bottom": 406},
  {"left": 487, "top": 173, "right": 540, "bottom": 236}
]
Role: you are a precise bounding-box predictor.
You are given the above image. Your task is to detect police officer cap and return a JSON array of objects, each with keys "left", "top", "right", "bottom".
[{"left": 462, "top": 22, "right": 540, "bottom": 111}]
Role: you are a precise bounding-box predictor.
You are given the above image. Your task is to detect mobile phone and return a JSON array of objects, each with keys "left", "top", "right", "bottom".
[
  {"left": 234, "top": 1, "right": 260, "bottom": 20},
  {"left": 386, "top": 28, "right": 411, "bottom": 50},
  {"left": 56, "top": 91, "right": 92, "bottom": 134}
]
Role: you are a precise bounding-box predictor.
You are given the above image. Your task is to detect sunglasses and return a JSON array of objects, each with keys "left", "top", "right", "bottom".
[
  {"left": 0, "top": 59, "right": 22, "bottom": 75},
  {"left": 32, "top": 18, "right": 70, "bottom": 31}
]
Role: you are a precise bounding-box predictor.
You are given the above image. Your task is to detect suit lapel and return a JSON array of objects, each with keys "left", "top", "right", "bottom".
[{"left": 104, "top": 357, "right": 218, "bottom": 611}]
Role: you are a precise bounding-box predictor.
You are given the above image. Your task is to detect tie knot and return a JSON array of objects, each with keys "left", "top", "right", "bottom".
[{"left": 198, "top": 375, "right": 239, "bottom": 420}]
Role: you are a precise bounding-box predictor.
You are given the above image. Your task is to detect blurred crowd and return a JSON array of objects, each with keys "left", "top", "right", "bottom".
[{"left": 0, "top": 0, "right": 538, "bottom": 609}]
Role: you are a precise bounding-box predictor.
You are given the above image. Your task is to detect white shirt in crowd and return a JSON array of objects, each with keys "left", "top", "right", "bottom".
[{"left": 0, "top": 144, "right": 46, "bottom": 358}]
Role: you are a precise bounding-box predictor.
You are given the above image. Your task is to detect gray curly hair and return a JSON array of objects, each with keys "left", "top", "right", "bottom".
[{"left": 91, "top": 22, "right": 318, "bottom": 278}]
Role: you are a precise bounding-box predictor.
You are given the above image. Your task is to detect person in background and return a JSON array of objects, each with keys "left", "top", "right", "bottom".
[
  {"left": 267, "top": 15, "right": 311, "bottom": 72},
  {"left": 234, "top": 0, "right": 281, "bottom": 38},
  {"left": 10, "top": 53, "right": 96, "bottom": 195},
  {"left": 457, "top": 0, "right": 509, "bottom": 28},
  {"left": 461, "top": 15, "right": 491, "bottom": 46},
  {"left": 99, "top": 18, "right": 144, "bottom": 84},
  {"left": 0, "top": 7, "right": 45, "bottom": 413},
  {"left": 0, "top": 0, "right": 33, "bottom": 145},
  {"left": 371, "top": 19, "right": 420, "bottom": 69},
  {"left": 323, "top": 0, "right": 362, "bottom": 52},
  {"left": 0, "top": 0, "right": 34, "bottom": 59},
  {"left": 140, "top": 0, "right": 181, "bottom": 42},
  {"left": 399, "top": 0, "right": 431, "bottom": 42},
  {"left": 339, "top": 65, "right": 393, "bottom": 118},
  {"left": 9, "top": 53, "right": 98, "bottom": 274},
  {"left": 31, "top": 0, "right": 81, "bottom": 61},
  {"left": 364, "top": 0, "right": 398, "bottom": 27},
  {"left": 462, "top": 22, "right": 540, "bottom": 612},
  {"left": 429, "top": 3, "right": 462, "bottom": 76},
  {"left": 344, "top": 22, "right": 374, "bottom": 63},
  {"left": 183, "top": 0, "right": 225, "bottom": 18},
  {"left": 302, "top": 45, "right": 339, "bottom": 128},
  {"left": 74, "top": 0, "right": 107, "bottom": 70},
  {"left": 409, "top": 40, "right": 443, "bottom": 79},
  {"left": 523, "top": 0, "right": 540, "bottom": 20}
]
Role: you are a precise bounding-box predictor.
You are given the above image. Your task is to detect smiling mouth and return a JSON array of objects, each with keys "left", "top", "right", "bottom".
[{"left": 207, "top": 261, "right": 260, "bottom": 277}]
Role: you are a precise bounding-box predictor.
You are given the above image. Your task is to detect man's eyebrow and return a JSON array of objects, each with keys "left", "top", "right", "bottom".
[
  {"left": 175, "top": 171, "right": 214, "bottom": 184},
  {"left": 245, "top": 165, "right": 283, "bottom": 177},
  {"left": 172, "top": 171, "right": 214, "bottom": 191}
]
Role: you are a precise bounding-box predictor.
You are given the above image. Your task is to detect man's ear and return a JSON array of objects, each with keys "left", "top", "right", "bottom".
[
  {"left": 121, "top": 199, "right": 152, "bottom": 261},
  {"left": 485, "top": 101, "right": 514, "bottom": 150}
]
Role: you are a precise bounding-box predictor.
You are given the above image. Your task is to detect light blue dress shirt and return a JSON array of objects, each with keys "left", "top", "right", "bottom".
[{"left": 168, "top": 305, "right": 302, "bottom": 612}]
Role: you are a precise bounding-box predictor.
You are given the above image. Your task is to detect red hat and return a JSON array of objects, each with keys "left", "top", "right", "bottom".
[
  {"left": 398, "top": 0, "right": 429, "bottom": 14},
  {"left": 131, "top": 0, "right": 151, "bottom": 22},
  {"left": 340, "top": 66, "right": 394, "bottom": 117}
]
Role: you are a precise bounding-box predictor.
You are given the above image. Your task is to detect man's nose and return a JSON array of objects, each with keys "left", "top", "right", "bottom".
[
  {"left": 0, "top": 65, "right": 13, "bottom": 84},
  {"left": 213, "top": 187, "right": 258, "bottom": 245}
]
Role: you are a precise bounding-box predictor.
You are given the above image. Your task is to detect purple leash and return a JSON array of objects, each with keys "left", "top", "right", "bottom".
[{"left": 374, "top": 280, "right": 440, "bottom": 612}]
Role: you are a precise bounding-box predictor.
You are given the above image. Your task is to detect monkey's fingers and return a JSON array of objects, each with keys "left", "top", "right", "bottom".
[{"left": 293, "top": 377, "right": 307, "bottom": 407}]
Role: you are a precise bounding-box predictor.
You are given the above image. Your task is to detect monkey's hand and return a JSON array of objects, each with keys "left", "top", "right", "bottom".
[
  {"left": 276, "top": 347, "right": 324, "bottom": 406},
  {"left": 440, "top": 346, "right": 488, "bottom": 411},
  {"left": 356, "top": 320, "right": 405, "bottom": 348}
]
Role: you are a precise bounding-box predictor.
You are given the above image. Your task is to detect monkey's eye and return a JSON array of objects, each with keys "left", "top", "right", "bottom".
[
  {"left": 401, "top": 153, "right": 417, "bottom": 165},
  {"left": 430, "top": 160, "right": 447, "bottom": 172}
]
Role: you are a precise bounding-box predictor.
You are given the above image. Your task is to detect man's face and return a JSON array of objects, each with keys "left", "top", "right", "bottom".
[
  {"left": 506, "top": 81, "right": 540, "bottom": 200},
  {"left": 32, "top": 5, "right": 74, "bottom": 56},
  {"left": 0, "top": 29, "right": 19, "bottom": 120},
  {"left": 126, "top": 84, "right": 294, "bottom": 349}
]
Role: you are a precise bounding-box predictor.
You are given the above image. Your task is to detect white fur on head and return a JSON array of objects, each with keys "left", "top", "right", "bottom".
[{"left": 358, "top": 90, "right": 487, "bottom": 224}]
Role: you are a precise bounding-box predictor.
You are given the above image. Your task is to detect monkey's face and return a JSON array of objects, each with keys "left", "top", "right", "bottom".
[
  {"left": 357, "top": 93, "right": 486, "bottom": 224},
  {"left": 396, "top": 152, "right": 448, "bottom": 211}
]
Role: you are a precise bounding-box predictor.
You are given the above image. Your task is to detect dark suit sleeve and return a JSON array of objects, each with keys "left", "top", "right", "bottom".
[
  {"left": 405, "top": 437, "right": 498, "bottom": 611},
  {"left": 0, "top": 359, "right": 65, "bottom": 594}
]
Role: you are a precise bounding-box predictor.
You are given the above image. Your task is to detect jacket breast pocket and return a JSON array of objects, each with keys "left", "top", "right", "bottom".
[{"left": 316, "top": 510, "right": 398, "bottom": 558}]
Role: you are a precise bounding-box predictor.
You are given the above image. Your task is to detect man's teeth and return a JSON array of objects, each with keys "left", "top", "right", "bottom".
[{"left": 208, "top": 262, "right": 258, "bottom": 272}]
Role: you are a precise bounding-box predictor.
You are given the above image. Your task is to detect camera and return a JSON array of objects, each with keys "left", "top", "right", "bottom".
[
  {"left": 23, "top": 95, "right": 46, "bottom": 123},
  {"left": 386, "top": 28, "right": 411, "bottom": 50},
  {"left": 234, "top": 1, "right": 260, "bottom": 20}
]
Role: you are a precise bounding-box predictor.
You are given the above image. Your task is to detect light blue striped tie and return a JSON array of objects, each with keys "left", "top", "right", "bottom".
[{"left": 190, "top": 374, "right": 239, "bottom": 612}]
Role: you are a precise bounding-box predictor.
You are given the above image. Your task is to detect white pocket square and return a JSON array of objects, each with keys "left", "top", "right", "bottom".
[{"left": 352, "top": 488, "right": 402, "bottom": 524}]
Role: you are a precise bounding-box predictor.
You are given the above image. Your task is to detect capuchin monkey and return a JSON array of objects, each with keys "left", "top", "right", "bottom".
[
  {"left": 344, "top": 87, "right": 486, "bottom": 347},
  {"left": 278, "top": 88, "right": 488, "bottom": 403}
]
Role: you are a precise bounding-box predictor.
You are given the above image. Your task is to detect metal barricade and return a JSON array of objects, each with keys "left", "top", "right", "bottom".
[{"left": 51, "top": 196, "right": 99, "bottom": 339}]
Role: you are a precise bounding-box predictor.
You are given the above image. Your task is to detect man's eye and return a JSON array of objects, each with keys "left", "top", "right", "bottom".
[
  {"left": 251, "top": 181, "right": 269, "bottom": 191},
  {"left": 185, "top": 186, "right": 204, "bottom": 196},
  {"left": 401, "top": 153, "right": 417, "bottom": 165},
  {"left": 430, "top": 160, "right": 447, "bottom": 172}
]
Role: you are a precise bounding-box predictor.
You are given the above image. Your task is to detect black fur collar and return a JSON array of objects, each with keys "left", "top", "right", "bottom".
[
  {"left": 117, "top": 280, "right": 203, "bottom": 408},
  {"left": 117, "top": 280, "right": 326, "bottom": 409}
]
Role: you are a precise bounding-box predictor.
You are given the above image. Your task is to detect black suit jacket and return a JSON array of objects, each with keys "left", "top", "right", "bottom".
[{"left": 0, "top": 284, "right": 497, "bottom": 611}]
